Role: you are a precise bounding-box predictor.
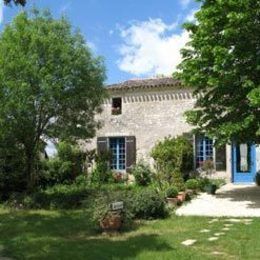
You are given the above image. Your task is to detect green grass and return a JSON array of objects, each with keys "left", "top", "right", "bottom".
[{"left": 0, "top": 207, "right": 259, "bottom": 259}]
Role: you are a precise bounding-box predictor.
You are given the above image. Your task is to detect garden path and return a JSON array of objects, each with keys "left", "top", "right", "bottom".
[{"left": 176, "top": 184, "right": 260, "bottom": 217}]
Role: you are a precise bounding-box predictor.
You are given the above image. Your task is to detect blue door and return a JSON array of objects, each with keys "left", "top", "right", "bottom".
[{"left": 232, "top": 143, "right": 256, "bottom": 183}]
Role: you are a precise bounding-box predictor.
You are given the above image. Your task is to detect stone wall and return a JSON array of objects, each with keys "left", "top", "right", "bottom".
[
  {"left": 85, "top": 87, "right": 195, "bottom": 165},
  {"left": 84, "top": 86, "right": 235, "bottom": 181}
]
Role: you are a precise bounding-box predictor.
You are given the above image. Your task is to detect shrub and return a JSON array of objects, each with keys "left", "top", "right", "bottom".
[
  {"left": 255, "top": 171, "right": 260, "bottom": 186},
  {"left": 172, "top": 171, "right": 185, "bottom": 191},
  {"left": 0, "top": 134, "right": 27, "bottom": 200},
  {"left": 132, "top": 188, "right": 168, "bottom": 219},
  {"left": 91, "top": 151, "right": 113, "bottom": 184},
  {"left": 132, "top": 161, "right": 152, "bottom": 186},
  {"left": 165, "top": 186, "right": 178, "bottom": 198},
  {"left": 39, "top": 141, "right": 86, "bottom": 187},
  {"left": 21, "top": 183, "right": 94, "bottom": 209},
  {"left": 210, "top": 178, "right": 226, "bottom": 189},
  {"left": 197, "top": 177, "right": 211, "bottom": 191},
  {"left": 185, "top": 179, "right": 199, "bottom": 190},
  {"left": 151, "top": 135, "right": 193, "bottom": 175}
]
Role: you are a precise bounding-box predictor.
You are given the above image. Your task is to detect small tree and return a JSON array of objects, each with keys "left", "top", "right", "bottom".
[
  {"left": 0, "top": 10, "right": 106, "bottom": 190},
  {"left": 151, "top": 135, "right": 193, "bottom": 187}
]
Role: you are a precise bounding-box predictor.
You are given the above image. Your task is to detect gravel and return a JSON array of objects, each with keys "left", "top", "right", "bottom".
[{"left": 176, "top": 184, "right": 260, "bottom": 217}]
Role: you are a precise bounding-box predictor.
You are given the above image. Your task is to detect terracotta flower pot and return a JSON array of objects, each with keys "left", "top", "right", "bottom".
[
  {"left": 186, "top": 189, "right": 194, "bottom": 197},
  {"left": 100, "top": 211, "right": 122, "bottom": 232},
  {"left": 166, "top": 197, "right": 178, "bottom": 206},
  {"left": 177, "top": 192, "right": 186, "bottom": 203}
]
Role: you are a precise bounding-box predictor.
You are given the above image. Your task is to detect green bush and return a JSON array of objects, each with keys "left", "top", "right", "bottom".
[
  {"left": 22, "top": 183, "right": 94, "bottom": 209},
  {"left": 132, "top": 161, "right": 152, "bottom": 186},
  {"left": 39, "top": 141, "right": 86, "bottom": 187},
  {"left": 185, "top": 179, "right": 199, "bottom": 190},
  {"left": 151, "top": 135, "right": 193, "bottom": 175},
  {"left": 172, "top": 171, "right": 185, "bottom": 191},
  {"left": 197, "top": 177, "right": 211, "bottom": 191},
  {"left": 197, "top": 177, "right": 225, "bottom": 191},
  {"left": 151, "top": 135, "right": 193, "bottom": 189},
  {"left": 132, "top": 188, "right": 168, "bottom": 219},
  {"left": 255, "top": 171, "right": 260, "bottom": 186},
  {"left": 5, "top": 181, "right": 140, "bottom": 210},
  {"left": 91, "top": 151, "right": 113, "bottom": 184},
  {"left": 165, "top": 186, "right": 178, "bottom": 198},
  {"left": 0, "top": 134, "right": 27, "bottom": 200}
]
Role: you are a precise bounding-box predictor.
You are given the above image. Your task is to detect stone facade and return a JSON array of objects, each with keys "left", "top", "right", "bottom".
[
  {"left": 85, "top": 77, "right": 259, "bottom": 183},
  {"left": 88, "top": 87, "right": 195, "bottom": 164}
]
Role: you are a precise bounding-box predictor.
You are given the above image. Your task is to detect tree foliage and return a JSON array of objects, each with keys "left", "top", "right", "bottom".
[
  {"left": 40, "top": 142, "right": 86, "bottom": 187},
  {"left": 177, "top": 0, "right": 260, "bottom": 144},
  {"left": 151, "top": 135, "right": 193, "bottom": 175},
  {"left": 0, "top": 10, "right": 106, "bottom": 190},
  {"left": 4, "top": 0, "right": 27, "bottom": 6}
]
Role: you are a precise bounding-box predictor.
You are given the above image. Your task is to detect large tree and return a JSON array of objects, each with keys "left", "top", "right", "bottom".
[
  {"left": 177, "top": 0, "right": 260, "bottom": 144},
  {"left": 4, "top": 0, "right": 27, "bottom": 6},
  {"left": 0, "top": 10, "right": 106, "bottom": 189}
]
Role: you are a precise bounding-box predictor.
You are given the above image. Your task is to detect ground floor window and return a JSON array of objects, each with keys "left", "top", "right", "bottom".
[
  {"left": 109, "top": 137, "right": 126, "bottom": 170},
  {"left": 196, "top": 136, "right": 214, "bottom": 167}
]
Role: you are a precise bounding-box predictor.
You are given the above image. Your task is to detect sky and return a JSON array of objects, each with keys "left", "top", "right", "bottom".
[{"left": 0, "top": 0, "right": 199, "bottom": 85}]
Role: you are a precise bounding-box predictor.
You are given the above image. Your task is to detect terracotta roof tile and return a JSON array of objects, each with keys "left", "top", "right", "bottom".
[{"left": 106, "top": 77, "right": 182, "bottom": 91}]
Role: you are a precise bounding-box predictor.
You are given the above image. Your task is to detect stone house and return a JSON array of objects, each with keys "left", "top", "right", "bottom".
[{"left": 85, "top": 77, "right": 260, "bottom": 183}]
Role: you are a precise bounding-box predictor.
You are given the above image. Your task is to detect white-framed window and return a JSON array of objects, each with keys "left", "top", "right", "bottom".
[
  {"left": 196, "top": 136, "right": 214, "bottom": 167},
  {"left": 109, "top": 137, "right": 126, "bottom": 170}
]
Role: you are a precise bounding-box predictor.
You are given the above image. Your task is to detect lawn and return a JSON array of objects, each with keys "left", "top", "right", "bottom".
[{"left": 0, "top": 207, "right": 259, "bottom": 260}]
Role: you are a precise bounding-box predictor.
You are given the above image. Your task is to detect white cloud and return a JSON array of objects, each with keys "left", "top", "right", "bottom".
[
  {"left": 117, "top": 18, "right": 189, "bottom": 76},
  {"left": 180, "top": 0, "right": 192, "bottom": 9},
  {"left": 0, "top": 1, "right": 4, "bottom": 24},
  {"left": 87, "top": 41, "right": 97, "bottom": 53},
  {"left": 185, "top": 8, "right": 198, "bottom": 22}
]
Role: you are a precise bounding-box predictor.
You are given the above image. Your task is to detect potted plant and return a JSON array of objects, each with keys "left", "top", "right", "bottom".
[
  {"left": 111, "top": 107, "right": 121, "bottom": 115},
  {"left": 93, "top": 196, "right": 133, "bottom": 233},
  {"left": 177, "top": 191, "right": 186, "bottom": 203},
  {"left": 204, "top": 183, "right": 217, "bottom": 194},
  {"left": 99, "top": 210, "right": 122, "bottom": 232},
  {"left": 165, "top": 187, "right": 179, "bottom": 206},
  {"left": 185, "top": 179, "right": 199, "bottom": 195}
]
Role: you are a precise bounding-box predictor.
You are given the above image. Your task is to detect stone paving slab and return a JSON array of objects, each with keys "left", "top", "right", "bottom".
[{"left": 176, "top": 184, "right": 260, "bottom": 217}]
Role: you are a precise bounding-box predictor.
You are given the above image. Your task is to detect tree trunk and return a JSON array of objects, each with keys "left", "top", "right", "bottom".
[{"left": 25, "top": 151, "right": 36, "bottom": 192}]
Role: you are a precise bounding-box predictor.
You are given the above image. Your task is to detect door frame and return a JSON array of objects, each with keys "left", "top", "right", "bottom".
[{"left": 232, "top": 142, "right": 256, "bottom": 183}]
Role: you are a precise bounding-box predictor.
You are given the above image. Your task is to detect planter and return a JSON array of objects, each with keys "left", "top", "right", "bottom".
[
  {"left": 204, "top": 184, "right": 217, "bottom": 195},
  {"left": 186, "top": 189, "right": 194, "bottom": 197},
  {"left": 166, "top": 197, "right": 178, "bottom": 206},
  {"left": 100, "top": 211, "right": 122, "bottom": 232},
  {"left": 177, "top": 192, "right": 186, "bottom": 203}
]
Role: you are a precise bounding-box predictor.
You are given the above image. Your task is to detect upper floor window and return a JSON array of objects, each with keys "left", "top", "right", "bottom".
[{"left": 112, "top": 97, "right": 122, "bottom": 115}]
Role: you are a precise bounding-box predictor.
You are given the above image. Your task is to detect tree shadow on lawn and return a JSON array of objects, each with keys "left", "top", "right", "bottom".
[
  {"left": 13, "top": 233, "right": 173, "bottom": 259},
  {"left": 0, "top": 210, "right": 173, "bottom": 259}
]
